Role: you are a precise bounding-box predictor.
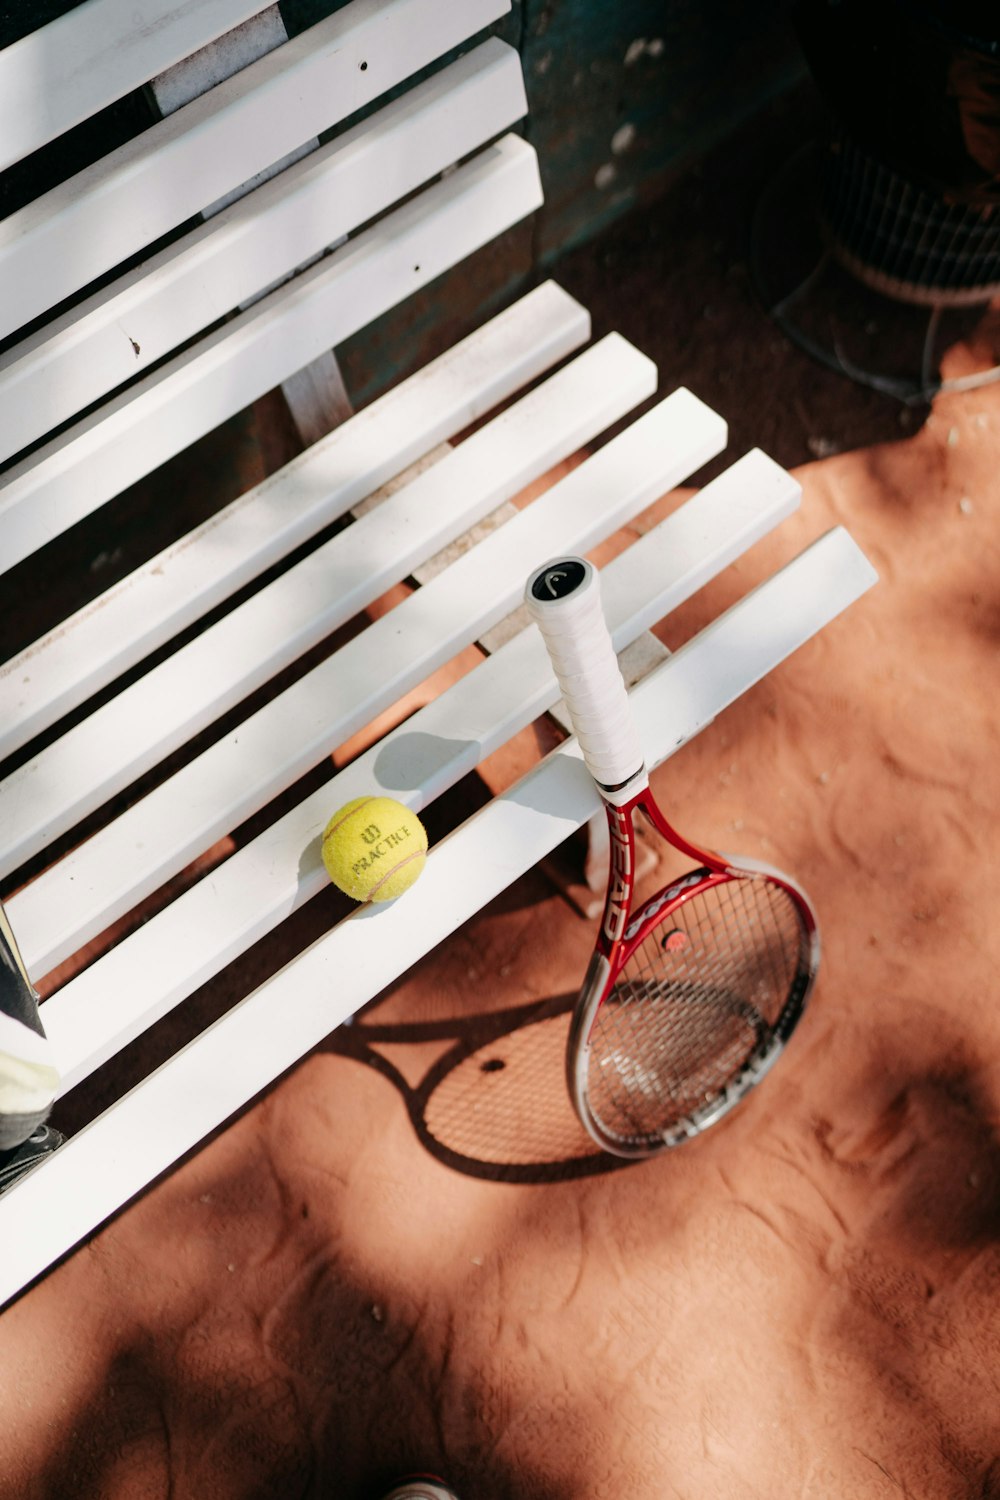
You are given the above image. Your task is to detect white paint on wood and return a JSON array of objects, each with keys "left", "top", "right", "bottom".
[
  {"left": 1, "top": 391, "right": 716, "bottom": 966},
  {"left": 146, "top": 4, "right": 357, "bottom": 438},
  {"left": 0, "top": 133, "right": 543, "bottom": 573},
  {"left": 0, "top": 284, "right": 588, "bottom": 763},
  {"left": 16, "top": 447, "right": 799, "bottom": 989},
  {"left": 0, "top": 526, "right": 877, "bottom": 1309},
  {"left": 149, "top": 4, "right": 322, "bottom": 220},
  {"left": 0, "top": 335, "right": 657, "bottom": 882},
  {"left": 0, "top": 41, "right": 528, "bottom": 468},
  {"left": 0, "top": 0, "right": 510, "bottom": 340},
  {"left": 0, "top": 0, "right": 276, "bottom": 172}
]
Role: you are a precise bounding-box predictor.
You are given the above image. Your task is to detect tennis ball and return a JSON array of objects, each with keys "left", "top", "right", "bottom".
[{"left": 321, "top": 796, "right": 427, "bottom": 903}]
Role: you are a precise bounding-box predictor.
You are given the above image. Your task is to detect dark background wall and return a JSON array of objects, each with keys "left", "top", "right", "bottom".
[
  {"left": 278, "top": 0, "right": 803, "bottom": 263},
  {"left": 520, "top": 0, "right": 802, "bottom": 264}
]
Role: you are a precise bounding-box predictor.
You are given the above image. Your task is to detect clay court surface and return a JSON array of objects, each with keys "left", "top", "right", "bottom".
[{"left": 2, "top": 95, "right": 999, "bottom": 1498}]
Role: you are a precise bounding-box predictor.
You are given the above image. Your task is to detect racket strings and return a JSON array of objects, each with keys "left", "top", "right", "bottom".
[{"left": 588, "top": 877, "right": 808, "bottom": 1143}]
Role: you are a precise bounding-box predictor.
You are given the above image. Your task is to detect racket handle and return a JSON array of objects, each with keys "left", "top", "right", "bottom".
[{"left": 525, "top": 556, "right": 647, "bottom": 805}]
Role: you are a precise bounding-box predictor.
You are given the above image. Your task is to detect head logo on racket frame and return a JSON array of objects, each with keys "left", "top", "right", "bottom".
[{"left": 602, "top": 804, "right": 633, "bottom": 945}]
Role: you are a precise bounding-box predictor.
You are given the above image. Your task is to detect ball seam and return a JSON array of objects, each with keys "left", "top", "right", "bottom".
[
  {"left": 368, "top": 849, "right": 425, "bottom": 901},
  {"left": 324, "top": 797, "right": 376, "bottom": 839}
]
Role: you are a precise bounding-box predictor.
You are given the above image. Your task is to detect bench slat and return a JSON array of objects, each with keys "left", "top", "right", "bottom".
[
  {"left": 25, "top": 447, "right": 802, "bottom": 1064},
  {"left": 0, "top": 0, "right": 274, "bottom": 171},
  {"left": 0, "top": 282, "right": 588, "bottom": 763},
  {"left": 0, "top": 526, "right": 877, "bottom": 1311},
  {"left": 0, "top": 333, "right": 656, "bottom": 881},
  {"left": 0, "top": 0, "right": 509, "bottom": 340},
  {"left": 0, "top": 40, "right": 527, "bottom": 468},
  {"left": 0, "top": 133, "right": 543, "bottom": 573},
  {"left": 3, "top": 390, "right": 721, "bottom": 961}
]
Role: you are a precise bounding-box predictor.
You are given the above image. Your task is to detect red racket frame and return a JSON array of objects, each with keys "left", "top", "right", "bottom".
[{"left": 567, "top": 785, "right": 820, "bottom": 1156}]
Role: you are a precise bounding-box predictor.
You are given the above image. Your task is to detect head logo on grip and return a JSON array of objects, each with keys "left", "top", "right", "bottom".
[{"left": 531, "top": 558, "right": 587, "bottom": 602}]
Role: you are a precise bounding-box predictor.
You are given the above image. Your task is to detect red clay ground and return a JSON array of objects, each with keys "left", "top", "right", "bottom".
[{"left": 2, "top": 91, "right": 1000, "bottom": 1500}]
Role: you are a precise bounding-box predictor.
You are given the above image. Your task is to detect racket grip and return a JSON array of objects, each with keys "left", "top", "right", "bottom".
[{"left": 525, "top": 556, "right": 646, "bottom": 804}]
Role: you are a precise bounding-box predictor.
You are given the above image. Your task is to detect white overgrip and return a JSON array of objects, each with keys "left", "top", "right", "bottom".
[{"left": 524, "top": 555, "right": 646, "bottom": 803}]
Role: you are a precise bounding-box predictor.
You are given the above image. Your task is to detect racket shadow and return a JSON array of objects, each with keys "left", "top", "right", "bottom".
[{"left": 327, "top": 995, "right": 632, "bottom": 1183}]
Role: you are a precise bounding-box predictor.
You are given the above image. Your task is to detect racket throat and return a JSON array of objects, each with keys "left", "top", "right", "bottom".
[{"left": 595, "top": 763, "right": 647, "bottom": 808}]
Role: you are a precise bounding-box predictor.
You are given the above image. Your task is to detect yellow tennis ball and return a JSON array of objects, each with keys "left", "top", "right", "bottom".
[{"left": 321, "top": 796, "right": 427, "bottom": 903}]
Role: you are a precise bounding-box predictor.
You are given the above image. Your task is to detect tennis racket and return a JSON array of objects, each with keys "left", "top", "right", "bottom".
[{"left": 524, "top": 556, "right": 819, "bottom": 1158}]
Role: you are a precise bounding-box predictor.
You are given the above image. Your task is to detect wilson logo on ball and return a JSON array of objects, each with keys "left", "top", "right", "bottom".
[{"left": 321, "top": 796, "right": 428, "bottom": 904}]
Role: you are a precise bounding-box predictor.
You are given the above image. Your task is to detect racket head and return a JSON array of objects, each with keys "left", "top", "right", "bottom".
[{"left": 567, "top": 808, "right": 819, "bottom": 1158}]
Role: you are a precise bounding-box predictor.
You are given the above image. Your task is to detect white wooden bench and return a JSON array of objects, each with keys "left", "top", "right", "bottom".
[{"left": 0, "top": 0, "right": 877, "bottom": 1306}]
